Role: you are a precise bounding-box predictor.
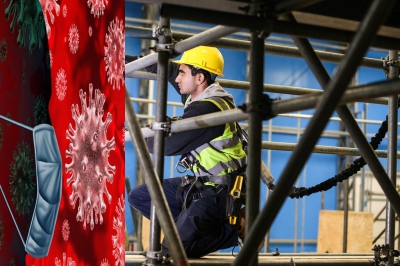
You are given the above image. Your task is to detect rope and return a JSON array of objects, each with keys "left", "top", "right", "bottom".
[{"left": 289, "top": 100, "right": 398, "bottom": 199}]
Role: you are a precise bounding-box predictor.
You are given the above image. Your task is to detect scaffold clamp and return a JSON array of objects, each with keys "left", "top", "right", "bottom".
[
  {"left": 238, "top": 94, "right": 276, "bottom": 120},
  {"left": 149, "top": 121, "right": 171, "bottom": 132},
  {"left": 382, "top": 55, "right": 400, "bottom": 78},
  {"left": 372, "top": 244, "right": 400, "bottom": 265},
  {"left": 153, "top": 27, "right": 172, "bottom": 38},
  {"left": 143, "top": 250, "right": 171, "bottom": 265},
  {"left": 149, "top": 43, "right": 175, "bottom": 53}
]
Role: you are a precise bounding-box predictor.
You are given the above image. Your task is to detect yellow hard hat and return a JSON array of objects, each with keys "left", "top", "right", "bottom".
[{"left": 173, "top": 46, "right": 224, "bottom": 76}]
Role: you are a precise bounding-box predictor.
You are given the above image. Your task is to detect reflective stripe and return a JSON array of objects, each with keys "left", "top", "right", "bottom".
[
  {"left": 186, "top": 95, "right": 247, "bottom": 177},
  {"left": 193, "top": 134, "right": 240, "bottom": 154},
  {"left": 194, "top": 157, "right": 246, "bottom": 177},
  {"left": 202, "top": 97, "right": 235, "bottom": 132}
]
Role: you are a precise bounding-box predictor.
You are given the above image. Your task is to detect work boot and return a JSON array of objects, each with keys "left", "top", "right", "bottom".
[{"left": 236, "top": 207, "right": 265, "bottom": 251}]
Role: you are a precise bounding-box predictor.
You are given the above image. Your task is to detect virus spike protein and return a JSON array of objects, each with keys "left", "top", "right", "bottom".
[
  {"left": 104, "top": 17, "right": 125, "bottom": 90},
  {"left": 65, "top": 84, "right": 116, "bottom": 230}
]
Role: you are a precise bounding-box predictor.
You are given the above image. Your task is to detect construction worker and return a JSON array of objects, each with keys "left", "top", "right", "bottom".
[{"left": 128, "top": 46, "right": 247, "bottom": 258}]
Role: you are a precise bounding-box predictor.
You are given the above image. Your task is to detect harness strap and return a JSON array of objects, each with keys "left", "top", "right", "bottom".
[{"left": 175, "top": 166, "right": 247, "bottom": 209}]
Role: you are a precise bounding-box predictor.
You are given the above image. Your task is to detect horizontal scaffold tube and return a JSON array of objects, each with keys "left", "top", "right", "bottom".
[
  {"left": 125, "top": 25, "right": 241, "bottom": 75},
  {"left": 125, "top": 25, "right": 382, "bottom": 69},
  {"left": 140, "top": 78, "right": 400, "bottom": 138},
  {"left": 262, "top": 141, "right": 400, "bottom": 158},
  {"left": 126, "top": 70, "right": 388, "bottom": 105}
]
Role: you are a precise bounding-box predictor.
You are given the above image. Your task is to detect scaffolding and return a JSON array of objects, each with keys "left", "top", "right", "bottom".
[{"left": 125, "top": 0, "right": 400, "bottom": 265}]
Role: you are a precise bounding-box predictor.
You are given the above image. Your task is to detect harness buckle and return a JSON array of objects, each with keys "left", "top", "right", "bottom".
[
  {"left": 180, "top": 175, "right": 193, "bottom": 188},
  {"left": 175, "top": 157, "right": 192, "bottom": 173}
]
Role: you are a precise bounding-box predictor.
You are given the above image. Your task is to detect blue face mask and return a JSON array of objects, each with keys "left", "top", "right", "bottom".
[
  {"left": 0, "top": 123, "right": 62, "bottom": 258},
  {"left": 25, "top": 124, "right": 62, "bottom": 258}
]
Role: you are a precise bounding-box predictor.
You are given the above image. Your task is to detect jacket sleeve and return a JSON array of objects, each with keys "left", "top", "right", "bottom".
[
  {"left": 146, "top": 101, "right": 225, "bottom": 156},
  {"left": 146, "top": 61, "right": 188, "bottom": 104}
]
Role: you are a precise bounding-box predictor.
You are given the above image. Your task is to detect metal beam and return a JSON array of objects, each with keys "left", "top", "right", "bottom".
[
  {"left": 125, "top": 88, "right": 189, "bottom": 266},
  {"left": 156, "top": 3, "right": 400, "bottom": 51},
  {"left": 125, "top": 25, "right": 241, "bottom": 74},
  {"left": 273, "top": 0, "right": 325, "bottom": 15},
  {"left": 146, "top": 16, "right": 170, "bottom": 265},
  {"left": 125, "top": 26, "right": 383, "bottom": 69},
  {"left": 232, "top": 0, "right": 398, "bottom": 265},
  {"left": 385, "top": 50, "right": 398, "bottom": 263},
  {"left": 273, "top": 20, "right": 400, "bottom": 51},
  {"left": 140, "top": 78, "right": 400, "bottom": 138},
  {"left": 126, "top": 70, "right": 389, "bottom": 105},
  {"left": 283, "top": 12, "right": 400, "bottom": 254},
  {"left": 245, "top": 1, "right": 265, "bottom": 262},
  {"left": 261, "top": 141, "right": 400, "bottom": 158}
]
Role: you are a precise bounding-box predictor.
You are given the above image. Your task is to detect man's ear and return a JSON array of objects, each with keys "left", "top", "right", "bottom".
[{"left": 197, "top": 73, "right": 205, "bottom": 84}]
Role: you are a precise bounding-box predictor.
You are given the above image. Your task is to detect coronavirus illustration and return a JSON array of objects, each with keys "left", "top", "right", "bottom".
[
  {"left": 62, "top": 219, "right": 70, "bottom": 241},
  {"left": 65, "top": 84, "right": 116, "bottom": 230},
  {"left": 104, "top": 17, "right": 125, "bottom": 90},
  {"left": 89, "top": 26, "right": 93, "bottom": 37},
  {"left": 56, "top": 68, "right": 67, "bottom": 101},
  {"left": 112, "top": 195, "right": 125, "bottom": 266},
  {"left": 55, "top": 253, "right": 76, "bottom": 266},
  {"left": 62, "top": 4, "right": 67, "bottom": 17},
  {"left": 0, "top": 214, "right": 4, "bottom": 249},
  {"left": 4, "top": 0, "right": 46, "bottom": 53},
  {"left": 68, "top": 24, "right": 79, "bottom": 54},
  {"left": 34, "top": 95, "right": 50, "bottom": 125},
  {"left": 9, "top": 141, "right": 36, "bottom": 215},
  {"left": 100, "top": 259, "right": 110, "bottom": 266},
  {"left": 0, "top": 38, "right": 7, "bottom": 62},
  {"left": 87, "top": 0, "right": 107, "bottom": 18},
  {"left": 39, "top": 0, "right": 60, "bottom": 39}
]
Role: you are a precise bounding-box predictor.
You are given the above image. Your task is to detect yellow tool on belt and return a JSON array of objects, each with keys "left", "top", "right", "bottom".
[{"left": 229, "top": 175, "right": 243, "bottom": 225}]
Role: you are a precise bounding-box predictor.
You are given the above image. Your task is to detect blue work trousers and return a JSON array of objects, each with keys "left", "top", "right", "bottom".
[{"left": 128, "top": 177, "right": 238, "bottom": 258}]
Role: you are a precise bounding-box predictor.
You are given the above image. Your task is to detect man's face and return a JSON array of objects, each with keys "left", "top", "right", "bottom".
[{"left": 175, "top": 64, "right": 198, "bottom": 95}]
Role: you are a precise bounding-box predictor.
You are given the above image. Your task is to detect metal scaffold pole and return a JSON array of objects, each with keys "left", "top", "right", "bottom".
[
  {"left": 125, "top": 87, "right": 189, "bottom": 266},
  {"left": 125, "top": 25, "right": 241, "bottom": 75},
  {"left": 385, "top": 49, "right": 399, "bottom": 266},
  {"left": 128, "top": 70, "right": 391, "bottom": 105},
  {"left": 147, "top": 16, "right": 171, "bottom": 265},
  {"left": 283, "top": 11, "right": 400, "bottom": 254},
  {"left": 232, "top": 0, "right": 398, "bottom": 265},
  {"left": 125, "top": 25, "right": 383, "bottom": 70},
  {"left": 139, "top": 79, "right": 400, "bottom": 139},
  {"left": 244, "top": 0, "right": 266, "bottom": 262}
]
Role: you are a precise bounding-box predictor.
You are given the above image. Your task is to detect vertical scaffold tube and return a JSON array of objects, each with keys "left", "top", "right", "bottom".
[{"left": 232, "top": 1, "right": 398, "bottom": 265}]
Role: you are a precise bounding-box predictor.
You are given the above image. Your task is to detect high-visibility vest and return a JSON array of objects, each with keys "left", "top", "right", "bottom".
[{"left": 184, "top": 96, "right": 247, "bottom": 177}]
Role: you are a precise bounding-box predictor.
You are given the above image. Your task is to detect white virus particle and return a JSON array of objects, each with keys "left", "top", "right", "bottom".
[
  {"left": 87, "top": 0, "right": 107, "bottom": 18},
  {"left": 39, "top": 0, "right": 60, "bottom": 39},
  {"left": 89, "top": 26, "right": 93, "bottom": 37},
  {"left": 55, "top": 68, "right": 67, "bottom": 101},
  {"left": 104, "top": 17, "right": 125, "bottom": 90},
  {"left": 65, "top": 84, "right": 116, "bottom": 230},
  {"left": 68, "top": 24, "right": 79, "bottom": 54},
  {"left": 112, "top": 195, "right": 125, "bottom": 266},
  {"left": 62, "top": 219, "right": 70, "bottom": 241},
  {"left": 100, "top": 258, "right": 110, "bottom": 266},
  {"left": 54, "top": 252, "right": 76, "bottom": 266},
  {"left": 63, "top": 5, "right": 67, "bottom": 17}
]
